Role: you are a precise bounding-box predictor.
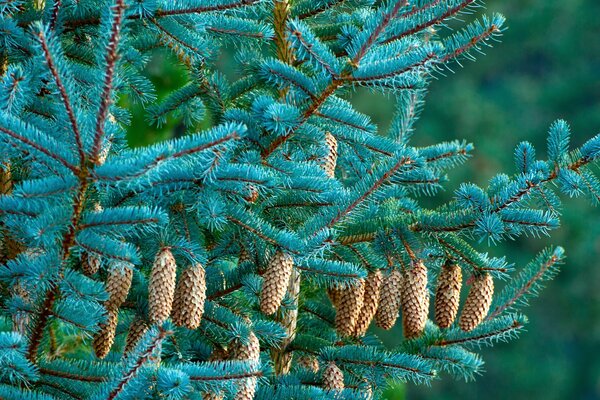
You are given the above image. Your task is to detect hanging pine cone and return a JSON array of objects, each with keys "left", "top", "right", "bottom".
[
  {"left": 81, "top": 252, "right": 101, "bottom": 276},
  {"left": 297, "top": 355, "right": 319, "bottom": 373},
  {"left": 354, "top": 270, "right": 384, "bottom": 336},
  {"left": 434, "top": 262, "right": 463, "bottom": 329},
  {"left": 327, "top": 284, "right": 344, "bottom": 308},
  {"left": 335, "top": 279, "right": 365, "bottom": 337},
  {"left": 323, "top": 361, "right": 344, "bottom": 391},
  {"left": 375, "top": 269, "right": 403, "bottom": 330},
  {"left": 172, "top": 263, "right": 206, "bottom": 329},
  {"left": 202, "top": 393, "right": 224, "bottom": 400},
  {"left": 124, "top": 318, "right": 148, "bottom": 354},
  {"left": 260, "top": 250, "right": 294, "bottom": 315},
  {"left": 105, "top": 263, "right": 133, "bottom": 311},
  {"left": 231, "top": 332, "right": 260, "bottom": 400},
  {"left": 459, "top": 272, "right": 494, "bottom": 332},
  {"left": 0, "top": 162, "right": 12, "bottom": 195},
  {"left": 402, "top": 261, "right": 429, "bottom": 339},
  {"left": 148, "top": 247, "right": 177, "bottom": 324},
  {"left": 321, "top": 132, "right": 338, "bottom": 178},
  {"left": 93, "top": 309, "right": 118, "bottom": 359},
  {"left": 244, "top": 185, "right": 259, "bottom": 203}
]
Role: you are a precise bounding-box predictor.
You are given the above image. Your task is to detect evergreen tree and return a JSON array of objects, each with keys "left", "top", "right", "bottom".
[{"left": 0, "top": 0, "right": 598, "bottom": 399}]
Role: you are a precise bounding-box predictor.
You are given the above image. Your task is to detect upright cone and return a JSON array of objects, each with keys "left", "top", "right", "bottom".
[
  {"left": 402, "top": 261, "right": 429, "bottom": 339},
  {"left": 124, "top": 318, "right": 148, "bottom": 354},
  {"left": 354, "top": 270, "right": 384, "bottom": 336},
  {"left": 172, "top": 263, "right": 206, "bottom": 329},
  {"left": 260, "top": 250, "right": 294, "bottom": 315},
  {"left": 375, "top": 269, "right": 403, "bottom": 330},
  {"left": 434, "top": 262, "right": 463, "bottom": 329},
  {"left": 105, "top": 263, "right": 133, "bottom": 310},
  {"left": 93, "top": 309, "right": 118, "bottom": 359},
  {"left": 335, "top": 279, "right": 365, "bottom": 337},
  {"left": 148, "top": 248, "right": 177, "bottom": 324},
  {"left": 231, "top": 332, "right": 260, "bottom": 400},
  {"left": 322, "top": 132, "right": 338, "bottom": 178},
  {"left": 459, "top": 272, "right": 494, "bottom": 332},
  {"left": 323, "top": 362, "right": 344, "bottom": 391}
]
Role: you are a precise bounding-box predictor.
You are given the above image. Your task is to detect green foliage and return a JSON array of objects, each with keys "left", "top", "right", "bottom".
[{"left": 0, "top": 0, "right": 597, "bottom": 399}]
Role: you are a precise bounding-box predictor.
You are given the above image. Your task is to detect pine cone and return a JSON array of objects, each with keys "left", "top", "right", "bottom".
[
  {"left": 202, "top": 393, "right": 224, "bottom": 400},
  {"left": 327, "top": 285, "right": 344, "bottom": 308},
  {"left": 354, "top": 270, "right": 384, "bottom": 336},
  {"left": 459, "top": 272, "right": 494, "bottom": 332},
  {"left": 124, "top": 318, "right": 148, "bottom": 354},
  {"left": 375, "top": 269, "right": 403, "bottom": 330},
  {"left": 323, "top": 361, "right": 344, "bottom": 391},
  {"left": 0, "top": 162, "right": 12, "bottom": 195},
  {"left": 82, "top": 252, "right": 101, "bottom": 276},
  {"left": 321, "top": 132, "right": 338, "bottom": 178},
  {"left": 335, "top": 279, "right": 365, "bottom": 337},
  {"left": 231, "top": 332, "right": 260, "bottom": 400},
  {"left": 260, "top": 250, "right": 294, "bottom": 315},
  {"left": 297, "top": 355, "right": 319, "bottom": 373},
  {"left": 172, "top": 263, "right": 206, "bottom": 329},
  {"left": 434, "top": 262, "right": 463, "bottom": 329},
  {"left": 105, "top": 263, "right": 133, "bottom": 311},
  {"left": 93, "top": 309, "right": 118, "bottom": 359},
  {"left": 244, "top": 185, "right": 259, "bottom": 203},
  {"left": 148, "top": 247, "right": 177, "bottom": 324},
  {"left": 402, "top": 261, "right": 429, "bottom": 339}
]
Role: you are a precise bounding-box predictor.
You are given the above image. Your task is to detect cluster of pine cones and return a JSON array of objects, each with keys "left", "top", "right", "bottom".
[
  {"left": 91, "top": 248, "right": 207, "bottom": 359},
  {"left": 327, "top": 260, "right": 495, "bottom": 341}
]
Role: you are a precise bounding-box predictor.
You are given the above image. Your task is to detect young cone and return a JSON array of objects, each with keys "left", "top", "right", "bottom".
[
  {"left": 260, "top": 250, "right": 294, "bottom": 315},
  {"left": 321, "top": 132, "right": 338, "bottom": 178},
  {"left": 93, "top": 309, "right": 118, "bottom": 359},
  {"left": 124, "top": 318, "right": 148, "bottom": 354},
  {"left": 148, "top": 247, "right": 177, "bottom": 324},
  {"left": 354, "top": 270, "right": 384, "bottom": 336},
  {"left": 105, "top": 263, "right": 133, "bottom": 310},
  {"left": 81, "top": 252, "right": 101, "bottom": 276},
  {"left": 323, "top": 361, "right": 344, "bottom": 391},
  {"left": 335, "top": 279, "right": 365, "bottom": 337},
  {"left": 231, "top": 332, "right": 260, "bottom": 400},
  {"left": 172, "top": 263, "right": 206, "bottom": 329},
  {"left": 375, "top": 269, "right": 403, "bottom": 330},
  {"left": 434, "top": 262, "right": 463, "bottom": 329},
  {"left": 402, "top": 261, "right": 429, "bottom": 339},
  {"left": 459, "top": 272, "right": 494, "bottom": 332}
]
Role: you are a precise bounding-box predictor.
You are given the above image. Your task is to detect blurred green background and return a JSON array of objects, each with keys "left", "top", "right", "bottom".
[{"left": 125, "top": 1, "right": 600, "bottom": 398}]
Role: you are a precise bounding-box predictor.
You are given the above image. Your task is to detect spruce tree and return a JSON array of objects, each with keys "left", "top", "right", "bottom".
[{"left": 0, "top": 1, "right": 598, "bottom": 399}]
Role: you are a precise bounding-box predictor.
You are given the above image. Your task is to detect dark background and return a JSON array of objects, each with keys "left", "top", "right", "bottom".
[{"left": 125, "top": 1, "right": 600, "bottom": 398}]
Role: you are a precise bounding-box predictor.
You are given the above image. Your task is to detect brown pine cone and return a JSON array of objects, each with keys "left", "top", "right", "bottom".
[
  {"left": 260, "top": 250, "right": 294, "bottom": 315},
  {"left": 321, "top": 132, "right": 338, "bottom": 178},
  {"left": 402, "top": 261, "right": 429, "bottom": 339},
  {"left": 202, "top": 393, "right": 224, "bottom": 400},
  {"left": 375, "top": 269, "right": 403, "bottom": 330},
  {"left": 172, "top": 263, "right": 206, "bottom": 329},
  {"left": 335, "top": 279, "right": 365, "bottom": 337},
  {"left": 434, "top": 262, "right": 463, "bottom": 329},
  {"left": 0, "top": 162, "right": 12, "bottom": 195},
  {"left": 327, "top": 285, "right": 344, "bottom": 308},
  {"left": 297, "top": 355, "right": 320, "bottom": 373},
  {"left": 93, "top": 309, "right": 118, "bottom": 359},
  {"left": 124, "top": 318, "right": 148, "bottom": 354},
  {"left": 231, "top": 332, "right": 260, "bottom": 400},
  {"left": 244, "top": 185, "right": 259, "bottom": 203},
  {"left": 354, "top": 270, "right": 384, "bottom": 336},
  {"left": 105, "top": 263, "right": 133, "bottom": 310},
  {"left": 148, "top": 247, "right": 177, "bottom": 324},
  {"left": 459, "top": 272, "right": 494, "bottom": 332},
  {"left": 81, "top": 252, "right": 101, "bottom": 276},
  {"left": 323, "top": 361, "right": 344, "bottom": 391}
]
